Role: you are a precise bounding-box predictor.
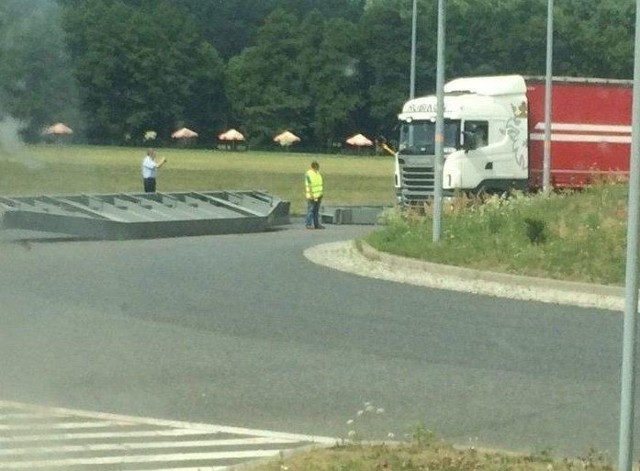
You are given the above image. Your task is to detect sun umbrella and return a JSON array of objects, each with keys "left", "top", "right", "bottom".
[
  {"left": 346, "top": 133, "right": 373, "bottom": 147},
  {"left": 46, "top": 123, "right": 73, "bottom": 135},
  {"left": 273, "top": 130, "right": 300, "bottom": 146},
  {"left": 171, "top": 127, "right": 198, "bottom": 139},
  {"left": 218, "top": 128, "right": 245, "bottom": 141}
]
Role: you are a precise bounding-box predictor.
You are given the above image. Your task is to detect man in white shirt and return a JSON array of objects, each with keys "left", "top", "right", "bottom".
[{"left": 141, "top": 149, "right": 166, "bottom": 193}]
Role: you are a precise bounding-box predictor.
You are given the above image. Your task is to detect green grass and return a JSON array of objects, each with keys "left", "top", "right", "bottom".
[
  {"left": 0, "top": 145, "right": 396, "bottom": 215},
  {"left": 367, "top": 184, "right": 628, "bottom": 286}
]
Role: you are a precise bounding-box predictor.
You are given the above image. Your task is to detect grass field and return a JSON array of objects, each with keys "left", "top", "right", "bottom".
[{"left": 0, "top": 145, "right": 397, "bottom": 215}]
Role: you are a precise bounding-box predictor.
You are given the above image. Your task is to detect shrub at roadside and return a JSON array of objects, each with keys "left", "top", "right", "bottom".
[
  {"left": 255, "top": 442, "right": 613, "bottom": 471},
  {"left": 365, "top": 184, "right": 628, "bottom": 286}
]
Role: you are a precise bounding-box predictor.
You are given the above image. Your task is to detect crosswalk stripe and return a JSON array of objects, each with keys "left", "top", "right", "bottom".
[
  {"left": 0, "top": 413, "right": 52, "bottom": 420},
  {"left": 0, "top": 428, "right": 216, "bottom": 443},
  {"left": 0, "top": 400, "right": 338, "bottom": 470},
  {"left": 0, "top": 420, "right": 132, "bottom": 430},
  {"left": 0, "top": 437, "right": 300, "bottom": 455},
  {"left": 0, "top": 449, "right": 283, "bottom": 469},
  {"left": 0, "top": 400, "right": 336, "bottom": 444}
]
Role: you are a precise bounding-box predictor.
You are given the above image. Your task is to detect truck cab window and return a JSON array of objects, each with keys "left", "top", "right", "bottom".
[
  {"left": 399, "top": 121, "right": 433, "bottom": 155},
  {"left": 399, "top": 119, "right": 461, "bottom": 155},
  {"left": 463, "top": 121, "right": 489, "bottom": 151}
]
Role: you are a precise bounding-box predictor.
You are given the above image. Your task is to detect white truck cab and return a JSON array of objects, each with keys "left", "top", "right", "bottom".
[{"left": 395, "top": 75, "right": 529, "bottom": 204}]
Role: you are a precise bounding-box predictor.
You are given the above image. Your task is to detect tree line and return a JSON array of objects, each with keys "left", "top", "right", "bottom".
[{"left": 0, "top": 0, "right": 635, "bottom": 150}]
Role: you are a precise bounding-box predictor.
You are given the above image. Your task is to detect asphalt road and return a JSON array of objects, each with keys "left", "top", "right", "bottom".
[{"left": 0, "top": 223, "right": 630, "bottom": 458}]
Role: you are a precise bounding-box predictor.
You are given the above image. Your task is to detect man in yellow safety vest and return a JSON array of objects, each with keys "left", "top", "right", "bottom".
[{"left": 304, "top": 161, "right": 324, "bottom": 229}]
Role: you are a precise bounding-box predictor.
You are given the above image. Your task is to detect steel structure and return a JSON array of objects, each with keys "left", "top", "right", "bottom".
[{"left": 0, "top": 191, "right": 290, "bottom": 240}]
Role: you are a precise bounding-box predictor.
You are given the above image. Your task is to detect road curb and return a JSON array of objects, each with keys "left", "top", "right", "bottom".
[
  {"left": 304, "top": 240, "right": 625, "bottom": 311},
  {"left": 357, "top": 241, "right": 624, "bottom": 299}
]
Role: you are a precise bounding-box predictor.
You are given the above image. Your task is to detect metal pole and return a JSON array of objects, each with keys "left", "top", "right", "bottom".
[
  {"left": 409, "top": 0, "right": 417, "bottom": 99},
  {"left": 432, "top": 0, "right": 445, "bottom": 243},
  {"left": 618, "top": 2, "right": 640, "bottom": 469},
  {"left": 542, "top": 0, "right": 553, "bottom": 194}
]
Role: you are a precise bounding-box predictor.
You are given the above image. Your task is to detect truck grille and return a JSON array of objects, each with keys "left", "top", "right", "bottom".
[{"left": 401, "top": 165, "right": 435, "bottom": 194}]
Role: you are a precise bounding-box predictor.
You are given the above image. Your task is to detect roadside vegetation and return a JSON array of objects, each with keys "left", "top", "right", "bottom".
[
  {"left": 366, "top": 183, "right": 628, "bottom": 286},
  {"left": 251, "top": 440, "right": 613, "bottom": 471}
]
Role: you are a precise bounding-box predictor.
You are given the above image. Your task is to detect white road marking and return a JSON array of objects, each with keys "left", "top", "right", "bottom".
[
  {"left": 0, "top": 437, "right": 299, "bottom": 455},
  {"left": 0, "top": 399, "right": 336, "bottom": 444},
  {"left": 0, "top": 420, "right": 131, "bottom": 430},
  {"left": 0, "top": 400, "right": 338, "bottom": 470},
  {"left": 0, "top": 431, "right": 294, "bottom": 444},
  {"left": 0, "top": 450, "right": 283, "bottom": 469}
]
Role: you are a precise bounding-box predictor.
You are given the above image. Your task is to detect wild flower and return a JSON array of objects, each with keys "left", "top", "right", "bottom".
[{"left": 344, "top": 401, "right": 393, "bottom": 443}]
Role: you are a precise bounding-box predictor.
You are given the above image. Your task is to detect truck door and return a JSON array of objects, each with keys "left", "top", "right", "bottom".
[{"left": 459, "top": 120, "right": 490, "bottom": 190}]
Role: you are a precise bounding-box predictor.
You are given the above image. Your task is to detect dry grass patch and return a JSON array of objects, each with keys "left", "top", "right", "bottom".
[{"left": 253, "top": 442, "right": 613, "bottom": 471}]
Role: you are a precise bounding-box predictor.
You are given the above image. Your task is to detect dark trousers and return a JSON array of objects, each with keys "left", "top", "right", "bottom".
[
  {"left": 305, "top": 197, "right": 322, "bottom": 228},
  {"left": 143, "top": 178, "right": 156, "bottom": 193}
]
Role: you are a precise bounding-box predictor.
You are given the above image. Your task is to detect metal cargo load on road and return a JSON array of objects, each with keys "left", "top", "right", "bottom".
[
  {"left": 321, "top": 205, "right": 389, "bottom": 225},
  {"left": 0, "top": 190, "right": 290, "bottom": 240}
]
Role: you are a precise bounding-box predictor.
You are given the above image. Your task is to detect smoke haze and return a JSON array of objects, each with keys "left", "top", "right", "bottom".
[
  {"left": 0, "top": 0, "right": 79, "bottom": 154},
  {"left": 0, "top": 0, "right": 78, "bottom": 167}
]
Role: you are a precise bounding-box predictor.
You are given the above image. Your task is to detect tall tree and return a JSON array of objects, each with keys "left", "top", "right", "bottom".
[
  {"left": 169, "top": 0, "right": 366, "bottom": 61},
  {"left": 227, "top": 8, "right": 365, "bottom": 149},
  {"left": 63, "top": 0, "right": 227, "bottom": 144},
  {"left": 357, "top": 0, "right": 415, "bottom": 139},
  {"left": 167, "top": 0, "right": 275, "bottom": 61},
  {"left": 298, "top": 12, "right": 363, "bottom": 148},
  {"left": 226, "top": 9, "right": 308, "bottom": 146},
  {"left": 554, "top": 0, "right": 634, "bottom": 78}
]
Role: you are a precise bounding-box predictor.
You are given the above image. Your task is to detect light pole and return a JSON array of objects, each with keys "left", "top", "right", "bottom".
[
  {"left": 542, "top": 0, "right": 553, "bottom": 194},
  {"left": 618, "top": 1, "right": 640, "bottom": 468},
  {"left": 410, "top": 0, "right": 417, "bottom": 99},
  {"left": 432, "top": 0, "right": 445, "bottom": 242}
]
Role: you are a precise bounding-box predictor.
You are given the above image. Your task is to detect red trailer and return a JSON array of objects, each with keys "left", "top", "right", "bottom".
[{"left": 526, "top": 77, "right": 632, "bottom": 188}]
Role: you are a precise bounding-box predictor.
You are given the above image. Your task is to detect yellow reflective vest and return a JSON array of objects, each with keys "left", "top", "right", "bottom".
[{"left": 305, "top": 169, "right": 323, "bottom": 200}]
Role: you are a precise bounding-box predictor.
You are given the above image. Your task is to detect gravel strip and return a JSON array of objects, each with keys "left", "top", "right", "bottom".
[{"left": 304, "top": 240, "right": 625, "bottom": 312}]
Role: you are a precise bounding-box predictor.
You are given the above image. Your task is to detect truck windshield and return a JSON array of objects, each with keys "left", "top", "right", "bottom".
[{"left": 398, "top": 120, "right": 461, "bottom": 155}]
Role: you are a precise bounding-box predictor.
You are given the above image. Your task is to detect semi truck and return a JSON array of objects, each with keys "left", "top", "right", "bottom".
[{"left": 393, "top": 74, "right": 633, "bottom": 205}]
